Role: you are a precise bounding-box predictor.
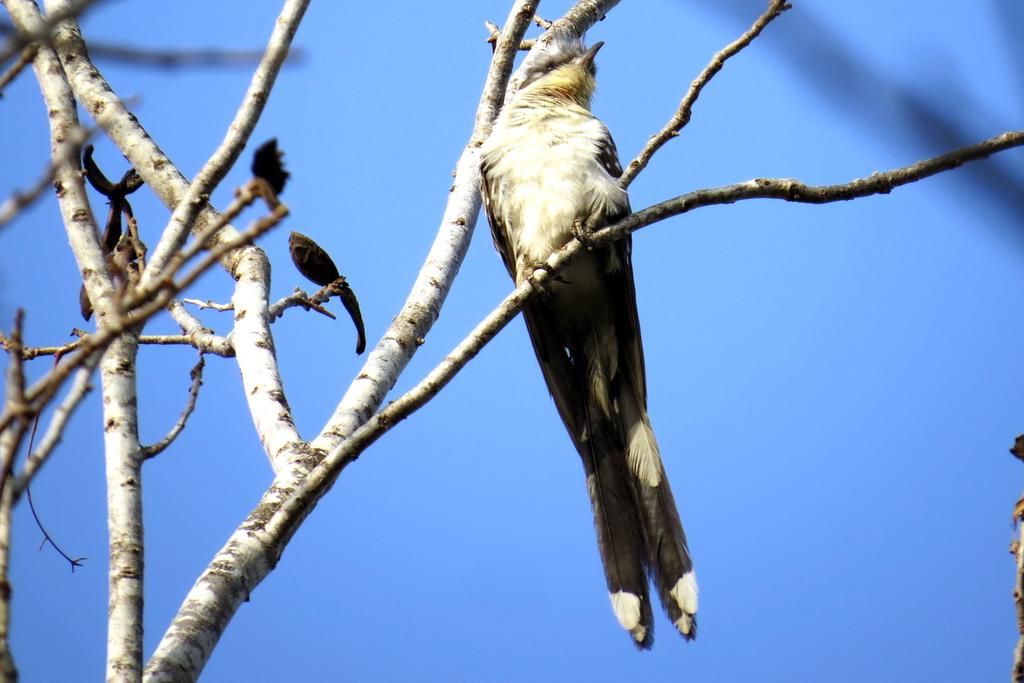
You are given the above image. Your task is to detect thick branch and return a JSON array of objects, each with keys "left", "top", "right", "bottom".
[
  {"left": 5, "top": 0, "right": 116, "bottom": 324},
  {"left": 99, "top": 334, "right": 145, "bottom": 682},
  {"left": 44, "top": 0, "right": 303, "bottom": 468},
  {"left": 141, "top": 0, "right": 308, "bottom": 288}
]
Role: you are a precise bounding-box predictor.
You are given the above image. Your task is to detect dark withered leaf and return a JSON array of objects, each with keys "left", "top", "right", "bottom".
[
  {"left": 79, "top": 284, "right": 93, "bottom": 321},
  {"left": 288, "top": 231, "right": 340, "bottom": 286},
  {"left": 337, "top": 282, "right": 367, "bottom": 355},
  {"left": 119, "top": 168, "right": 143, "bottom": 195},
  {"left": 251, "top": 138, "right": 289, "bottom": 194},
  {"left": 82, "top": 145, "right": 117, "bottom": 196},
  {"left": 101, "top": 205, "right": 123, "bottom": 254}
]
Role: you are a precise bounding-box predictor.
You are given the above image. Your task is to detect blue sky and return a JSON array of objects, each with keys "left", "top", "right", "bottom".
[{"left": 2, "top": 1, "right": 1023, "bottom": 681}]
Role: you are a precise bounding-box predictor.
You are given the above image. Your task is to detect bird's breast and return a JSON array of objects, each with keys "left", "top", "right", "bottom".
[{"left": 482, "top": 113, "right": 627, "bottom": 283}]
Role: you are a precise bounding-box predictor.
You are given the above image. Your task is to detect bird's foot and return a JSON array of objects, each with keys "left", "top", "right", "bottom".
[
  {"left": 573, "top": 218, "right": 596, "bottom": 250},
  {"left": 522, "top": 262, "right": 554, "bottom": 299}
]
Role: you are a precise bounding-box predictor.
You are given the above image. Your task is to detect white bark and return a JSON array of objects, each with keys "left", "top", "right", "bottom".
[
  {"left": 44, "top": 0, "right": 303, "bottom": 467},
  {"left": 100, "top": 335, "right": 144, "bottom": 683}
]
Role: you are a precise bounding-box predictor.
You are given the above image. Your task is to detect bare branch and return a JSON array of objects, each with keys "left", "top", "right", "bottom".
[
  {"left": 24, "top": 485, "right": 85, "bottom": 570},
  {"left": 0, "top": 313, "right": 28, "bottom": 683},
  {"left": 0, "top": 479, "right": 15, "bottom": 683},
  {"left": 0, "top": 42, "right": 35, "bottom": 96},
  {"left": 0, "top": 311, "right": 29, "bottom": 508},
  {"left": 0, "top": 0, "right": 100, "bottom": 64},
  {"left": 0, "top": 124, "right": 95, "bottom": 229},
  {"left": 620, "top": 0, "right": 791, "bottom": 187},
  {"left": 142, "top": 356, "right": 204, "bottom": 460},
  {"left": 0, "top": 204, "right": 281, "bottom": 439},
  {"left": 483, "top": 20, "right": 536, "bottom": 51},
  {"left": 13, "top": 352, "right": 99, "bottom": 497},
  {"left": 181, "top": 299, "right": 233, "bottom": 312},
  {"left": 6, "top": 0, "right": 117, "bottom": 325},
  {"left": 141, "top": 0, "right": 308, "bottom": 289},
  {"left": 166, "top": 301, "right": 234, "bottom": 357},
  {"left": 143, "top": 3, "right": 636, "bottom": 677},
  {"left": 98, "top": 331, "right": 145, "bottom": 679},
  {"left": 268, "top": 289, "right": 337, "bottom": 321},
  {"left": 72, "top": 41, "right": 305, "bottom": 69},
  {"left": 613, "top": 130, "right": 1024, "bottom": 237}
]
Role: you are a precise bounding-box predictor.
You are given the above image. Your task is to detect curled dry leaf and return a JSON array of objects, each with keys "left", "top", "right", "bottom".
[{"left": 288, "top": 231, "right": 366, "bottom": 354}]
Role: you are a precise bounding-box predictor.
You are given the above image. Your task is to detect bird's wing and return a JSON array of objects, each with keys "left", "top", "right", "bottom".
[
  {"left": 597, "top": 131, "right": 698, "bottom": 640},
  {"left": 480, "top": 158, "right": 517, "bottom": 282}
]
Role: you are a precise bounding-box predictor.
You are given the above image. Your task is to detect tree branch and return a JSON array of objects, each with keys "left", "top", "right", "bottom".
[
  {"left": 99, "top": 333, "right": 145, "bottom": 680},
  {"left": 619, "top": 0, "right": 790, "bottom": 187},
  {"left": 44, "top": 0, "right": 305, "bottom": 468},
  {"left": 13, "top": 351, "right": 99, "bottom": 498},
  {"left": 141, "top": 356, "right": 204, "bottom": 460},
  {"left": 0, "top": 0, "right": 99, "bottom": 64},
  {"left": 142, "top": 2, "right": 634, "bottom": 678}
]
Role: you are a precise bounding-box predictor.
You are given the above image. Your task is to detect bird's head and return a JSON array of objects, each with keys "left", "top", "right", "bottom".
[{"left": 520, "top": 33, "right": 604, "bottom": 106}]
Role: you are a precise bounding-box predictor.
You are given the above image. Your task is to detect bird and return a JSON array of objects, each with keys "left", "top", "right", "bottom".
[{"left": 480, "top": 33, "right": 697, "bottom": 648}]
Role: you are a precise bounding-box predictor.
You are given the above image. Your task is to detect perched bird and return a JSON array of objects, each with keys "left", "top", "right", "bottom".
[{"left": 480, "top": 34, "right": 697, "bottom": 648}]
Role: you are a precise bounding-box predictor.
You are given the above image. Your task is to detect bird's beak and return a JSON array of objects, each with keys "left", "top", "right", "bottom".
[{"left": 577, "top": 41, "right": 604, "bottom": 69}]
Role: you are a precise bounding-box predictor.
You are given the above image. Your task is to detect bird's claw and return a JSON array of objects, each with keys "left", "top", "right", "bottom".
[
  {"left": 522, "top": 263, "right": 553, "bottom": 299},
  {"left": 573, "top": 218, "right": 595, "bottom": 250}
]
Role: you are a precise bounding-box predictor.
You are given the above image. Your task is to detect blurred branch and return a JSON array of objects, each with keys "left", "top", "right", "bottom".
[
  {"left": 0, "top": 312, "right": 28, "bottom": 509},
  {"left": 0, "top": 0, "right": 100, "bottom": 64},
  {"left": 0, "top": 42, "right": 35, "bottom": 96},
  {"left": 13, "top": 351, "right": 99, "bottom": 498},
  {"left": 621, "top": 0, "right": 790, "bottom": 187},
  {"left": 69, "top": 40, "right": 304, "bottom": 69},
  {"left": 0, "top": 313, "right": 27, "bottom": 683},
  {"left": 0, "top": 124, "right": 93, "bottom": 228}
]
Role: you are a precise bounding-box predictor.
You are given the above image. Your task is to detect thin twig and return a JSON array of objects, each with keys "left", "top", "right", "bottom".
[
  {"left": 0, "top": 122, "right": 92, "bottom": 229},
  {"left": 142, "top": 356, "right": 204, "bottom": 459},
  {"left": 25, "top": 469, "right": 85, "bottom": 570},
  {"left": 24, "top": 486, "right": 86, "bottom": 568},
  {"left": 620, "top": 0, "right": 791, "bottom": 187},
  {"left": 484, "top": 20, "right": 536, "bottom": 50},
  {"left": 166, "top": 300, "right": 234, "bottom": 357},
  {"left": 0, "top": 42, "right": 36, "bottom": 96},
  {"left": 76, "top": 42, "right": 305, "bottom": 69},
  {"left": 182, "top": 299, "right": 233, "bottom": 312},
  {"left": 0, "top": 0, "right": 100, "bottom": 65},
  {"left": 268, "top": 287, "right": 339, "bottom": 321}
]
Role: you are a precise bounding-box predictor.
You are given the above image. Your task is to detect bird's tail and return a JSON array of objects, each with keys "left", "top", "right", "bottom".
[
  {"left": 618, "top": 389, "right": 698, "bottom": 641},
  {"left": 580, "top": 420, "right": 654, "bottom": 648},
  {"left": 579, "top": 337, "right": 697, "bottom": 647}
]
